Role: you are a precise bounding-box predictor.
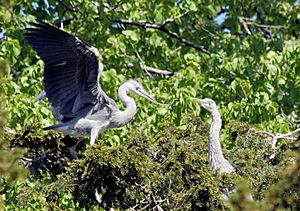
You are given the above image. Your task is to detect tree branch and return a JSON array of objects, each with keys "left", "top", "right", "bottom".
[
  {"left": 54, "top": 18, "right": 74, "bottom": 28},
  {"left": 241, "top": 17, "right": 287, "bottom": 29},
  {"left": 256, "top": 128, "right": 300, "bottom": 149},
  {"left": 254, "top": 6, "right": 272, "bottom": 39},
  {"left": 279, "top": 107, "right": 300, "bottom": 126},
  {"left": 112, "top": 19, "right": 211, "bottom": 55},
  {"left": 135, "top": 50, "right": 174, "bottom": 77},
  {"left": 161, "top": 10, "right": 191, "bottom": 27},
  {"left": 238, "top": 17, "right": 252, "bottom": 35},
  {"left": 143, "top": 66, "right": 174, "bottom": 76}
]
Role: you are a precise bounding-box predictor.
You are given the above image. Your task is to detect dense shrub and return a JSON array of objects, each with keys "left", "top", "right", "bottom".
[{"left": 2, "top": 116, "right": 298, "bottom": 210}]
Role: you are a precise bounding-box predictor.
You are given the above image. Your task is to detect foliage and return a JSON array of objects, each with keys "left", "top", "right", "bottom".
[
  {"left": 0, "top": 48, "right": 28, "bottom": 208},
  {"left": 2, "top": 117, "right": 299, "bottom": 209},
  {"left": 0, "top": 0, "right": 299, "bottom": 209}
]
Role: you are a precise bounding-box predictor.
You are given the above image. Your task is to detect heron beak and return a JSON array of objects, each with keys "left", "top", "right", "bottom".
[
  {"left": 191, "top": 98, "right": 206, "bottom": 106},
  {"left": 136, "top": 88, "right": 165, "bottom": 106},
  {"left": 191, "top": 98, "right": 205, "bottom": 105}
]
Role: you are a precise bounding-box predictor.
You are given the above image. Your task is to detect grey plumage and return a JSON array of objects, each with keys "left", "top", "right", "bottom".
[
  {"left": 25, "top": 20, "right": 161, "bottom": 145},
  {"left": 193, "top": 98, "right": 255, "bottom": 201},
  {"left": 192, "top": 98, "right": 235, "bottom": 174}
]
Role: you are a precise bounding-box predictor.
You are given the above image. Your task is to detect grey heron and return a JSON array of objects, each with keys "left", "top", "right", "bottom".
[
  {"left": 193, "top": 98, "right": 255, "bottom": 201},
  {"left": 192, "top": 98, "right": 235, "bottom": 174},
  {"left": 24, "top": 20, "right": 161, "bottom": 145}
]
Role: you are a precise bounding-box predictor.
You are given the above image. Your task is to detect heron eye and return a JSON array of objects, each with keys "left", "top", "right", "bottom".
[{"left": 136, "top": 87, "right": 140, "bottom": 90}]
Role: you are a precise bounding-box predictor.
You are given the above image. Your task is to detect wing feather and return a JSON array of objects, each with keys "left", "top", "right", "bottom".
[{"left": 24, "top": 20, "right": 107, "bottom": 119}]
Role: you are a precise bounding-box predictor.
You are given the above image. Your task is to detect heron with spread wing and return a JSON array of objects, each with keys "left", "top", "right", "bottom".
[{"left": 24, "top": 21, "right": 161, "bottom": 145}]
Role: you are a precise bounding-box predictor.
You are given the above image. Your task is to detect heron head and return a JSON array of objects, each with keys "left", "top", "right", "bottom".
[
  {"left": 125, "top": 79, "right": 160, "bottom": 105},
  {"left": 192, "top": 98, "right": 218, "bottom": 112}
]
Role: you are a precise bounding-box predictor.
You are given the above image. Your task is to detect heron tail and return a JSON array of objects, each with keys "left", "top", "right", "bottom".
[{"left": 42, "top": 123, "right": 67, "bottom": 131}]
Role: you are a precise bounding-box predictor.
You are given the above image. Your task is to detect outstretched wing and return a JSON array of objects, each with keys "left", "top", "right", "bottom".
[{"left": 24, "top": 20, "right": 108, "bottom": 119}]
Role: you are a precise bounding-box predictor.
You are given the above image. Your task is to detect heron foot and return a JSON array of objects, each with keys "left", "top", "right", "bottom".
[{"left": 68, "top": 139, "right": 83, "bottom": 159}]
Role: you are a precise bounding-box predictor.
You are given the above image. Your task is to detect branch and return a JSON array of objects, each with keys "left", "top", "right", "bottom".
[
  {"left": 279, "top": 107, "right": 300, "bottom": 126},
  {"left": 161, "top": 10, "right": 191, "bottom": 27},
  {"left": 254, "top": 6, "right": 272, "bottom": 39},
  {"left": 238, "top": 15, "right": 287, "bottom": 39},
  {"left": 143, "top": 66, "right": 174, "bottom": 76},
  {"left": 245, "top": 20, "right": 287, "bottom": 29},
  {"left": 134, "top": 50, "right": 174, "bottom": 76},
  {"left": 112, "top": 19, "right": 211, "bottom": 55},
  {"left": 135, "top": 50, "right": 153, "bottom": 78},
  {"left": 238, "top": 17, "right": 252, "bottom": 35},
  {"left": 54, "top": 18, "right": 74, "bottom": 28},
  {"left": 4, "top": 127, "right": 16, "bottom": 135},
  {"left": 108, "top": 2, "right": 123, "bottom": 12},
  {"left": 256, "top": 128, "right": 300, "bottom": 149}
]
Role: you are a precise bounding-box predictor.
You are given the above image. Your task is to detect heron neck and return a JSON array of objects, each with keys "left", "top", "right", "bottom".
[
  {"left": 208, "top": 109, "right": 226, "bottom": 170},
  {"left": 113, "top": 85, "right": 137, "bottom": 127}
]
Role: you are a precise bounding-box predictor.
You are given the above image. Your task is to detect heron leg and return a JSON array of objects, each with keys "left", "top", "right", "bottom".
[
  {"left": 90, "top": 128, "right": 100, "bottom": 145},
  {"left": 69, "top": 139, "right": 83, "bottom": 159},
  {"left": 90, "top": 122, "right": 109, "bottom": 145}
]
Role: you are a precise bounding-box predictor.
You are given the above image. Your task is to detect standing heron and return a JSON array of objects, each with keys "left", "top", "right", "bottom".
[
  {"left": 193, "top": 98, "right": 254, "bottom": 201},
  {"left": 24, "top": 20, "right": 161, "bottom": 145},
  {"left": 192, "top": 98, "right": 235, "bottom": 174}
]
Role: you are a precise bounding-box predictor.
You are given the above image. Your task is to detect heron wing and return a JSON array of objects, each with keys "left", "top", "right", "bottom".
[{"left": 24, "top": 20, "right": 110, "bottom": 118}]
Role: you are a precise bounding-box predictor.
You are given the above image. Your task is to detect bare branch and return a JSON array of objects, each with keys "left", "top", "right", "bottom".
[
  {"left": 199, "top": 24, "right": 219, "bottom": 40},
  {"left": 239, "top": 17, "right": 287, "bottom": 30},
  {"left": 102, "top": 1, "right": 123, "bottom": 12},
  {"left": 143, "top": 66, "right": 174, "bottom": 76},
  {"left": 161, "top": 10, "right": 191, "bottom": 27},
  {"left": 109, "top": 2, "right": 123, "bottom": 12},
  {"left": 256, "top": 128, "right": 300, "bottom": 149},
  {"left": 279, "top": 107, "right": 300, "bottom": 126},
  {"left": 238, "top": 17, "right": 252, "bottom": 35},
  {"left": 112, "top": 19, "right": 211, "bottom": 55},
  {"left": 135, "top": 50, "right": 153, "bottom": 78},
  {"left": 129, "top": 199, "right": 147, "bottom": 210},
  {"left": 54, "top": 18, "right": 74, "bottom": 27},
  {"left": 134, "top": 50, "right": 174, "bottom": 76},
  {"left": 254, "top": 6, "right": 272, "bottom": 38},
  {"left": 238, "top": 15, "right": 287, "bottom": 39},
  {"left": 4, "top": 127, "right": 16, "bottom": 135}
]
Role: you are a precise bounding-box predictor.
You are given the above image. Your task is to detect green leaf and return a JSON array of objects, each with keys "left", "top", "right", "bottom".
[{"left": 122, "top": 30, "right": 139, "bottom": 41}]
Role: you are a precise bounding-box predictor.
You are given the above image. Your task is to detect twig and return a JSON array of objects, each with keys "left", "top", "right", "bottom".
[
  {"left": 161, "top": 10, "right": 190, "bottom": 27},
  {"left": 109, "top": 2, "right": 123, "bottom": 12},
  {"left": 152, "top": 196, "right": 168, "bottom": 210},
  {"left": 238, "top": 17, "right": 251, "bottom": 35},
  {"left": 4, "top": 127, "right": 16, "bottom": 135},
  {"left": 134, "top": 50, "right": 174, "bottom": 76},
  {"left": 129, "top": 199, "right": 148, "bottom": 210},
  {"left": 239, "top": 17, "right": 287, "bottom": 29},
  {"left": 256, "top": 128, "right": 300, "bottom": 149},
  {"left": 199, "top": 25, "right": 219, "bottom": 40},
  {"left": 279, "top": 107, "right": 300, "bottom": 126},
  {"left": 139, "top": 203, "right": 151, "bottom": 210},
  {"left": 54, "top": 18, "right": 74, "bottom": 28},
  {"left": 112, "top": 19, "right": 211, "bottom": 55},
  {"left": 143, "top": 66, "right": 174, "bottom": 76},
  {"left": 135, "top": 50, "right": 153, "bottom": 78},
  {"left": 254, "top": 6, "right": 272, "bottom": 38}
]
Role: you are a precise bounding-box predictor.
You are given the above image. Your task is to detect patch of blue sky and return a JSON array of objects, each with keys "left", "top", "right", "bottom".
[{"left": 214, "top": 12, "right": 226, "bottom": 25}]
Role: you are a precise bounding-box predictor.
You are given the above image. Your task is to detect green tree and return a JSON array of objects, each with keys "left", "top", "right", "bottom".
[{"left": 0, "top": 0, "right": 299, "bottom": 209}]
